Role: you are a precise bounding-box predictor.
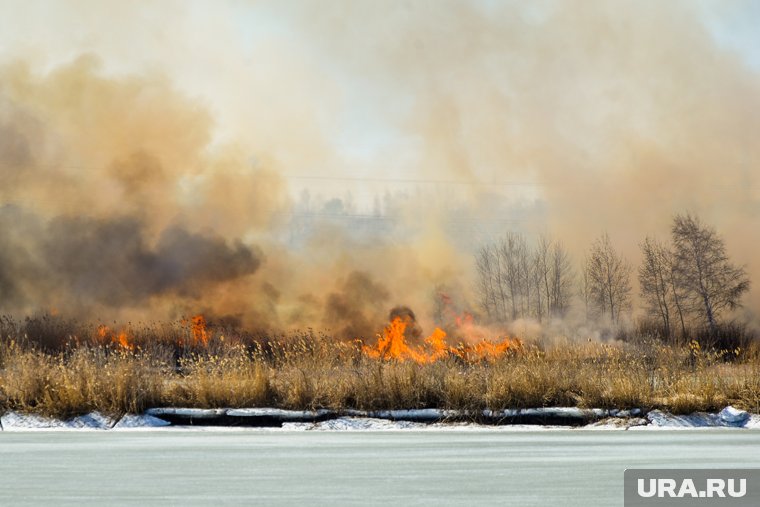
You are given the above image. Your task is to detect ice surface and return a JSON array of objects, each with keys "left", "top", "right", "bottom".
[{"left": 3, "top": 428, "right": 759, "bottom": 505}]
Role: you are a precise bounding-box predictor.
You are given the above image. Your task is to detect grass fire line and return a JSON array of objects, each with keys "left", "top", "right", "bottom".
[
  {"left": 361, "top": 316, "right": 521, "bottom": 364},
  {"left": 0, "top": 310, "right": 758, "bottom": 420}
]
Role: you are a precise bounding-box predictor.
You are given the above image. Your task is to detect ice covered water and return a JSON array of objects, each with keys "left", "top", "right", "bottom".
[{"left": 0, "top": 430, "right": 758, "bottom": 506}]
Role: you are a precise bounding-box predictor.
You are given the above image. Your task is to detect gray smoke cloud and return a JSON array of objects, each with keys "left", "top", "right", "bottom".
[{"left": 0, "top": 1, "right": 758, "bottom": 337}]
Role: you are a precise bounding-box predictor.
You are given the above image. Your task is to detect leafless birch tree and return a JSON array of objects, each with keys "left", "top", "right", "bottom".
[
  {"left": 671, "top": 213, "right": 750, "bottom": 334},
  {"left": 583, "top": 233, "right": 632, "bottom": 324}
]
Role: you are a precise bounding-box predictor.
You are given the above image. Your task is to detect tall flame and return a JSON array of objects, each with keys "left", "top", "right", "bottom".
[{"left": 191, "top": 314, "right": 209, "bottom": 347}]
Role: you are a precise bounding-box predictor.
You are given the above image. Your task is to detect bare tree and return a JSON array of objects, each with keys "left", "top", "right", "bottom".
[
  {"left": 666, "top": 251, "right": 688, "bottom": 337},
  {"left": 497, "top": 233, "right": 524, "bottom": 320},
  {"left": 671, "top": 213, "right": 750, "bottom": 334},
  {"left": 532, "top": 236, "right": 550, "bottom": 322},
  {"left": 584, "top": 233, "right": 632, "bottom": 324},
  {"left": 579, "top": 260, "right": 591, "bottom": 322},
  {"left": 475, "top": 244, "right": 499, "bottom": 321},
  {"left": 639, "top": 236, "right": 674, "bottom": 336},
  {"left": 475, "top": 233, "right": 574, "bottom": 324},
  {"left": 549, "top": 241, "right": 574, "bottom": 317}
]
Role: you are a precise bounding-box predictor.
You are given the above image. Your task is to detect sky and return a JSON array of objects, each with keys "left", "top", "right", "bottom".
[{"left": 2, "top": 0, "right": 756, "bottom": 191}]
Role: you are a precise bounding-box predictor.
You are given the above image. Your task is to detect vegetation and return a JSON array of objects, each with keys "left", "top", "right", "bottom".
[
  {"left": 475, "top": 233, "right": 574, "bottom": 323},
  {"left": 583, "top": 233, "right": 633, "bottom": 324},
  {"left": 0, "top": 317, "right": 757, "bottom": 419},
  {"left": 477, "top": 213, "right": 751, "bottom": 343}
]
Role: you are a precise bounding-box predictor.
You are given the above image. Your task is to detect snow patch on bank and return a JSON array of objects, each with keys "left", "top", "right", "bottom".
[
  {"left": 744, "top": 414, "right": 760, "bottom": 429},
  {"left": 284, "top": 417, "right": 427, "bottom": 431},
  {"left": 1, "top": 406, "right": 757, "bottom": 430},
  {"left": 585, "top": 417, "right": 649, "bottom": 430},
  {"left": 636, "top": 406, "right": 754, "bottom": 430},
  {"left": 0, "top": 411, "right": 113, "bottom": 430},
  {"left": 112, "top": 414, "right": 171, "bottom": 429},
  {"left": 282, "top": 417, "right": 567, "bottom": 431}
]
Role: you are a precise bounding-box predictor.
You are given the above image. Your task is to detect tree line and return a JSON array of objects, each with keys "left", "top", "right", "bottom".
[
  {"left": 475, "top": 233, "right": 574, "bottom": 323},
  {"left": 475, "top": 213, "right": 750, "bottom": 337}
]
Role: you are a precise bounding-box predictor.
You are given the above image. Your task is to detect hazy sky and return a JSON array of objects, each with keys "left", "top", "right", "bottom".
[
  {"left": 2, "top": 0, "right": 757, "bottom": 194},
  {"left": 1, "top": 1, "right": 759, "bottom": 326}
]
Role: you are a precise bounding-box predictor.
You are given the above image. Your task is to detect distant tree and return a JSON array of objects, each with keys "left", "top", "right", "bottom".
[
  {"left": 639, "top": 237, "right": 675, "bottom": 336},
  {"left": 670, "top": 213, "right": 750, "bottom": 334},
  {"left": 579, "top": 262, "right": 592, "bottom": 322},
  {"left": 583, "top": 233, "right": 632, "bottom": 324},
  {"left": 497, "top": 233, "right": 526, "bottom": 320},
  {"left": 475, "top": 244, "right": 500, "bottom": 321},
  {"left": 549, "top": 241, "right": 574, "bottom": 317},
  {"left": 475, "top": 233, "right": 573, "bottom": 324}
]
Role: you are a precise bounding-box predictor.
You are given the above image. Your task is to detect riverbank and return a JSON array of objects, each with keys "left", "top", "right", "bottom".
[{"left": 1, "top": 405, "right": 758, "bottom": 431}]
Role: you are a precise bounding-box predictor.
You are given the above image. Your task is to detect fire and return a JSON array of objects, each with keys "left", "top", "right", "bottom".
[
  {"left": 455, "top": 339, "right": 516, "bottom": 362},
  {"left": 362, "top": 317, "right": 520, "bottom": 364},
  {"left": 362, "top": 317, "right": 444, "bottom": 364},
  {"left": 116, "top": 330, "right": 133, "bottom": 350},
  {"left": 96, "top": 325, "right": 135, "bottom": 350},
  {"left": 191, "top": 314, "right": 209, "bottom": 347}
]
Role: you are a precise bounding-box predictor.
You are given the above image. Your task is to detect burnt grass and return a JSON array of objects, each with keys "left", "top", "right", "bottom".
[{"left": 0, "top": 316, "right": 758, "bottom": 419}]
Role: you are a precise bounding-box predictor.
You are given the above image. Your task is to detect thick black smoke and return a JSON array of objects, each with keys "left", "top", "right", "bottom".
[{"left": 0, "top": 206, "right": 261, "bottom": 314}]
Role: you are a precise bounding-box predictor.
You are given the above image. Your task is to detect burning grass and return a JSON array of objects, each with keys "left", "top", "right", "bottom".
[
  {"left": 361, "top": 316, "right": 521, "bottom": 363},
  {"left": 0, "top": 315, "right": 758, "bottom": 419}
]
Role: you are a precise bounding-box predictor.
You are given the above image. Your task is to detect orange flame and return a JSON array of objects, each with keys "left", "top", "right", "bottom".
[
  {"left": 96, "top": 325, "right": 135, "bottom": 350},
  {"left": 191, "top": 314, "right": 209, "bottom": 347},
  {"left": 362, "top": 317, "right": 520, "bottom": 364}
]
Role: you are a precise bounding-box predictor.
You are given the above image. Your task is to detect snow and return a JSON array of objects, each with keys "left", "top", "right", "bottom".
[
  {"left": 2, "top": 406, "right": 758, "bottom": 430},
  {"left": 0, "top": 411, "right": 113, "bottom": 430},
  {"left": 226, "top": 408, "right": 333, "bottom": 420},
  {"left": 482, "top": 407, "right": 610, "bottom": 419},
  {"left": 608, "top": 408, "right": 642, "bottom": 417},
  {"left": 585, "top": 417, "right": 649, "bottom": 430},
  {"left": 640, "top": 408, "right": 756, "bottom": 429},
  {"left": 284, "top": 417, "right": 428, "bottom": 431},
  {"left": 282, "top": 417, "right": 567, "bottom": 431},
  {"left": 745, "top": 414, "right": 760, "bottom": 429},
  {"left": 719, "top": 405, "right": 750, "bottom": 424},
  {"left": 145, "top": 407, "right": 226, "bottom": 418},
  {"left": 112, "top": 414, "right": 172, "bottom": 429},
  {"left": 363, "top": 409, "right": 454, "bottom": 421}
]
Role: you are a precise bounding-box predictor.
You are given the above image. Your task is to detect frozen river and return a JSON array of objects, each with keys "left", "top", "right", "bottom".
[{"left": 1, "top": 429, "right": 758, "bottom": 506}]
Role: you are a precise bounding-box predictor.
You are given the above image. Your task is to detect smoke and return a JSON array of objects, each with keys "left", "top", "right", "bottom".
[
  {"left": 0, "top": 1, "right": 758, "bottom": 336},
  {"left": 274, "top": 0, "right": 760, "bottom": 318},
  {"left": 323, "top": 271, "right": 389, "bottom": 340}
]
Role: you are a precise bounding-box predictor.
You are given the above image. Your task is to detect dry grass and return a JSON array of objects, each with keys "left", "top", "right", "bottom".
[{"left": 0, "top": 323, "right": 758, "bottom": 418}]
